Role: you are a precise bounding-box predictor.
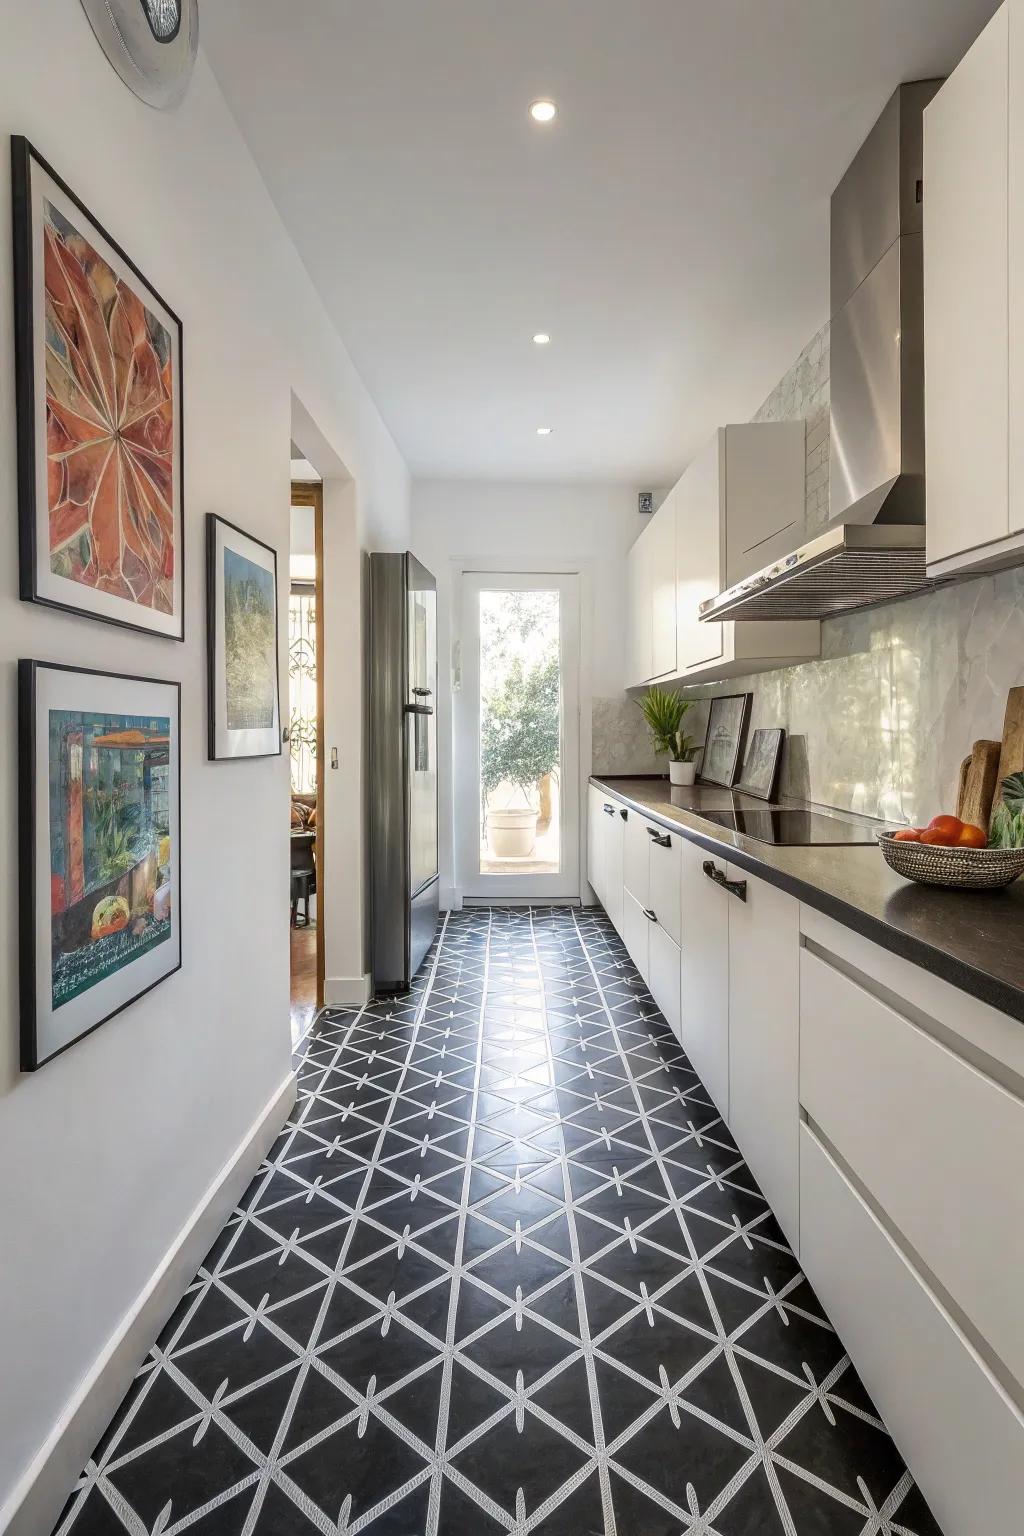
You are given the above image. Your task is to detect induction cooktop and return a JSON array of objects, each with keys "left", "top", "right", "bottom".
[{"left": 699, "top": 808, "right": 881, "bottom": 846}]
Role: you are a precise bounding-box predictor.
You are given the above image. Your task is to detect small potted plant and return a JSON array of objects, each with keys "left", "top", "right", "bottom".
[{"left": 637, "top": 684, "right": 698, "bottom": 786}]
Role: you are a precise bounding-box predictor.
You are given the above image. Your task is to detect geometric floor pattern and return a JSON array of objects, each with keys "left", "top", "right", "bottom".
[{"left": 54, "top": 906, "right": 943, "bottom": 1535}]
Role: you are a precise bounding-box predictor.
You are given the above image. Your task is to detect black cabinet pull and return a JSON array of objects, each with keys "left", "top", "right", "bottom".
[
  {"left": 603, "top": 804, "right": 615, "bottom": 816},
  {"left": 619, "top": 808, "right": 628, "bottom": 821},
  {"left": 702, "top": 859, "right": 747, "bottom": 902},
  {"left": 642, "top": 908, "right": 658, "bottom": 923},
  {"left": 404, "top": 703, "right": 434, "bottom": 715},
  {"left": 411, "top": 686, "right": 433, "bottom": 697},
  {"left": 647, "top": 829, "right": 672, "bottom": 848}
]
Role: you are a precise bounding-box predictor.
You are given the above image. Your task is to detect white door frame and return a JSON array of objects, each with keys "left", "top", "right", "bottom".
[{"left": 452, "top": 564, "right": 589, "bottom": 903}]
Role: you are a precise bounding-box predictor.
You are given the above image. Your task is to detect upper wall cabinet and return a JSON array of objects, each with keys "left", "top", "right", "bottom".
[
  {"left": 625, "top": 424, "right": 819, "bottom": 690},
  {"left": 925, "top": 2, "right": 1024, "bottom": 577},
  {"left": 627, "top": 487, "right": 679, "bottom": 685}
]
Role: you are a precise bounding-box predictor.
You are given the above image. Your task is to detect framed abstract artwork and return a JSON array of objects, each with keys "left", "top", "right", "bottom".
[
  {"left": 12, "top": 137, "right": 184, "bottom": 639},
  {"left": 19, "top": 660, "right": 182, "bottom": 1071},
  {"left": 735, "top": 726, "right": 785, "bottom": 801},
  {"left": 206, "top": 514, "right": 282, "bottom": 760},
  {"left": 699, "top": 692, "right": 752, "bottom": 788}
]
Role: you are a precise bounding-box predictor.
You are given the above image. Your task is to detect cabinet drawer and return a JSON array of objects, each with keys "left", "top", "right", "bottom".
[
  {"left": 647, "top": 822, "right": 682, "bottom": 946},
  {"left": 621, "top": 889, "right": 650, "bottom": 984},
  {"left": 623, "top": 810, "right": 652, "bottom": 906},
  {"left": 603, "top": 804, "right": 625, "bottom": 936},
  {"left": 800, "top": 1124, "right": 1024, "bottom": 1534},
  {"left": 649, "top": 921, "right": 681, "bottom": 1043},
  {"left": 679, "top": 841, "right": 729, "bottom": 1117},
  {"left": 801, "top": 944, "right": 1024, "bottom": 1391}
]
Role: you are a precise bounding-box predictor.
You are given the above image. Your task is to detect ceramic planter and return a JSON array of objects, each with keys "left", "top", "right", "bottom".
[
  {"left": 488, "top": 807, "right": 538, "bottom": 858},
  {"left": 669, "top": 760, "right": 696, "bottom": 786}
]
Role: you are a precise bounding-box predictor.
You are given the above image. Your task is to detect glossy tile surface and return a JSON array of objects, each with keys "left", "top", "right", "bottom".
[{"left": 53, "top": 907, "right": 940, "bottom": 1535}]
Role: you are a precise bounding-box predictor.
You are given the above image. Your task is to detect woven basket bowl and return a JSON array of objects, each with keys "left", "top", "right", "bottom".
[{"left": 877, "top": 832, "right": 1024, "bottom": 890}]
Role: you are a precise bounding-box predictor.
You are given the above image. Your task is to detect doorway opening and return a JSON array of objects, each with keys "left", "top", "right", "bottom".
[
  {"left": 289, "top": 462, "right": 324, "bottom": 1044},
  {"left": 456, "top": 571, "right": 580, "bottom": 902}
]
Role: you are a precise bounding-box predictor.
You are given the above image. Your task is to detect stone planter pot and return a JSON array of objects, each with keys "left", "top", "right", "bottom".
[
  {"left": 488, "top": 807, "right": 538, "bottom": 858},
  {"left": 669, "top": 760, "right": 696, "bottom": 786}
]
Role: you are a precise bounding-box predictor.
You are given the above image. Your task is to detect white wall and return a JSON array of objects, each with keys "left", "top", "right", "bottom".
[
  {"left": 0, "top": 7, "right": 409, "bottom": 1523},
  {"left": 411, "top": 480, "right": 645, "bottom": 899}
]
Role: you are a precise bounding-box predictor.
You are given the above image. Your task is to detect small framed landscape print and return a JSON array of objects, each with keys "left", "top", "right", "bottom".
[
  {"left": 12, "top": 137, "right": 184, "bottom": 639},
  {"left": 19, "top": 660, "right": 182, "bottom": 1071},
  {"left": 700, "top": 692, "right": 752, "bottom": 788},
  {"left": 206, "top": 514, "right": 282, "bottom": 760},
  {"left": 735, "top": 727, "right": 785, "bottom": 801}
]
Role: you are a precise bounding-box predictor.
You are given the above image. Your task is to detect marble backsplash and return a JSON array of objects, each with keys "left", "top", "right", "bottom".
[
  {"left": 593, "top": 566, "right": 1024, "bottom": 824},
  {"left": 594, "top": 321, "right": 1024, "bottom": 821}
]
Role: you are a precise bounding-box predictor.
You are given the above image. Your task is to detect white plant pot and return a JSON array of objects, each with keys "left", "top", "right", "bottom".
[
  {"left": 669, "top": 760, "right": 696, "bottom": 786},
  {"left": 488, "top": 807, "right": 538, "bottom": 858}
]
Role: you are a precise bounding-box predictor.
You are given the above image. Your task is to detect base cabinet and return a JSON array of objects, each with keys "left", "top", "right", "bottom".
[
  {"left": 727, "top": 863, "right": 800, "bottom": 1250},
  {"left": 679, "top": 841, "right": 731, "bottom": 1118},
  {"left": 621, "top": 889, "right": 651, "bottom": 985},
  {"left": 800, "top": 1123, "right": 1024, "bottom": 1534},
  {"left": 649, "top": 921, "right": 681, "bottom": 1042}
]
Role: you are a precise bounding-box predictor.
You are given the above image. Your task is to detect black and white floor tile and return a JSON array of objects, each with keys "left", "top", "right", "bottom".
[{"left": 54, "top": 906, "right": 943, "bottom": 1535}]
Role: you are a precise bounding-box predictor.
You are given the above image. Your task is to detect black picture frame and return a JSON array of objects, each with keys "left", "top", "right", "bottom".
[
  {"left": 19, "top": 660, "right": 182, "bottom": 1072},
  {"left": 12, "top": 136, "right": 185, "bottom": 640},
  {"left": 735, "top": 727, "right": 785, "bottom": 801},
  {"left": 205, "top": 513, "right": 282, "bottom": 761},
  {"left": 699, "top": 692, "right": 752, "bottom": 788}
]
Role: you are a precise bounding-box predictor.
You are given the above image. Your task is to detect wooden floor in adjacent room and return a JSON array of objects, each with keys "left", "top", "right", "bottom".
[{"left": 290, "top": 923, "right": 317, "bottom": 1046}]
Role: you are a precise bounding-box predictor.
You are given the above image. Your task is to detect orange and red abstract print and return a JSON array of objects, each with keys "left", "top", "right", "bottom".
[{"left": 44, "top": 199, "right": 175, "bottom": 614}]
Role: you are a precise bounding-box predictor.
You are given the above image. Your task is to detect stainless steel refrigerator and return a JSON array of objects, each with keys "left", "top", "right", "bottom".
[{"left": 368, "top": 552, "right": 439, "bottom": 993}]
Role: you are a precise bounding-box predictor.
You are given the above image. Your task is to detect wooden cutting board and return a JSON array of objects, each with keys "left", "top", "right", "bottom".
[
  {"left": 991, "top": 686, "right": 1024, "bottom": 824},
  {"left": 955, "top": 740, "right": 1001, "bottom": 830}
]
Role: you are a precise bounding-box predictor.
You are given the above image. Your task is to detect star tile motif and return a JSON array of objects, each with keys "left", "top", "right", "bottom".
[{"left": 52, "top": 907, "right": 942, "bottom": 1535}]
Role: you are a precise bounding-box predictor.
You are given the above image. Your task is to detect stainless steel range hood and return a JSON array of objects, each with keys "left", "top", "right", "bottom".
[{"left": 700, "top": 80, "right": 943, "bottom": 624}]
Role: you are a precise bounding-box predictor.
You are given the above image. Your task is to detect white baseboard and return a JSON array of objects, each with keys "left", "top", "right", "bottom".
[
  {"left": 1, "top": 1072, "right": 296, "bottom": 1536},
  {"left": 324, "top": 972, "right": 371, "bottom": 1008}
]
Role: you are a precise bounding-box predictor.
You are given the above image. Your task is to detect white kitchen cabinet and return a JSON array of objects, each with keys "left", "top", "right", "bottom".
[
  {"left": 647, "top": 822, "right": 682, "bottom": 947},
  {"left": 587, "top": 786, "right": 605, "bottom": 903},
  {"left": 800, "top": 1124, "right": 1024, "bottom": 1535},
  {"left": 678, "top": 840, "right": 731, "bottom": 1117},
  {"left": 727, "top": 863, "right": 801, "bottom": 1251},
  {"left": 625, "top": 492, "right": 677, "bottom": 687},
  {"left": 924, "top": 3, "right": 1014, "bottom": 575},
  {"left": 649, "top": 922, "right": 682, "bottom": 1042},
  {"left": 621, "top": 889, "right": 651, "bottom": 984},
  {"left": 588, "top": 787, "right": 626, "bottom": 932},
  {"left": 622, "top": 810, "right": 652, "bottom": 910},
  {"left": 671, "top": 426, "right": 819, "bottom": 687},
  {"left": 649, "top": 488, "right": 678, "bottom": 679}
]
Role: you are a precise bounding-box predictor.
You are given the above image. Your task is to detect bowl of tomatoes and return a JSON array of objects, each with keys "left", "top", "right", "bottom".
[{"left": 877, "top": 815, "right": 1024, "bottom": 890}]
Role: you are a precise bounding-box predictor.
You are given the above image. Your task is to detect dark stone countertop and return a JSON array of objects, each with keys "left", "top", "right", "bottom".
[{"left": 591, "top": 774, "right": 1024, "bottom": 1024}]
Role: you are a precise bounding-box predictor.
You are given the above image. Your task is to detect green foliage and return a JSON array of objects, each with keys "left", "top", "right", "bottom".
[
  {"left": 87, "top": 786, "right": 137, "bottom": 882},
  {"left": 225, "top": 574, "right": 275, "bottom": 727},
  {"left": 636, "top": 685, "right": 697, "bottom": 762},
  {"left": 991, "top": 772, "right": 1024, "bottom": 848},
  {"left": 481, "top": 653, "right": 560, "bottom": 798}
]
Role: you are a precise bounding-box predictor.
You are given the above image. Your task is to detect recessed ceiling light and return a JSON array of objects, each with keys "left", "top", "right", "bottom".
[
  {"left": 536, "top": 426, "right": 553, "bottom": 436},
  {"left": 529, "top": 99, "right": 557, "bottom": 124},
  {"left": 533, "top": 333, "right": 550, "bottom": 345}
]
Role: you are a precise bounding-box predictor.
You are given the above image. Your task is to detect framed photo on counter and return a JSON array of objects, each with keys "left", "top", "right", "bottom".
[{"left": 699, "top": 693, "right": 752, "bottom": 788}]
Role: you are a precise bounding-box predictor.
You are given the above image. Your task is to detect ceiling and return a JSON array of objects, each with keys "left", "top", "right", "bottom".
[{"left": 204, "top": 0, "right": 998, "bottom": 485}]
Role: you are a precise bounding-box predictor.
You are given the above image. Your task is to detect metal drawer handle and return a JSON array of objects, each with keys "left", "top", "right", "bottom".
[
  {"left": 404, "top": 703, "right": 434, "bottom": 716},
  {"left": 619, "top": 808, "right": 628, "bottom": 821},
  {"left": 642, "top": 907, "right": 658, "bottom": 923},
  {"left": 411, "top": 686, "right": 433, "bottom": 697},
  {"left": 702, "top": 859, "right": 747, "bottom": 902},
  {"left": 648, "top": 830, "right": 672, "bottom": 848},
  {"left": 603, "top": 804, "right": 616, "bottom": 816}
]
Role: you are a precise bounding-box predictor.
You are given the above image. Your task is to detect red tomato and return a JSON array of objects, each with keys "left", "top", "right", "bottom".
[
  {"left": 957, "top": 823, "right": 988, "bottom": 848},
  {"left": 926, "top": 814, "right": 963, "bottom": 841},
  {"left": 920, "top": 826, "right": 958, "bottom": 845}
]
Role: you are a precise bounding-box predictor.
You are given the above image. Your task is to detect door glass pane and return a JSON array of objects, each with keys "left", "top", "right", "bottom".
[{"left": 479, "top": 589, "right": 561, "bottom": 876}]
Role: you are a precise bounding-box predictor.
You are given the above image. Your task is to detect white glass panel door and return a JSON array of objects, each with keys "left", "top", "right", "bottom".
[{"left": 457, "top": 572, "right": 580, "bottom": 900}]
